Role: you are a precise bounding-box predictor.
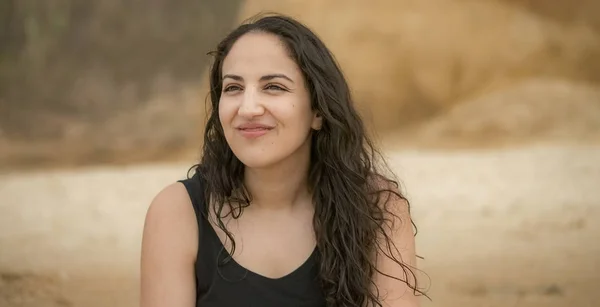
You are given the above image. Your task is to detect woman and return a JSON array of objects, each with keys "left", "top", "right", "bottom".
[{"left": 140, "top": 13, "right": 426, "bottom": 307}]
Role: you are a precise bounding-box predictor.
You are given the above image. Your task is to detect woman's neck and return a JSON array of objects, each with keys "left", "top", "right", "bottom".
[{"left": 243, "top": 147, "right": 312, "bottom": 211}]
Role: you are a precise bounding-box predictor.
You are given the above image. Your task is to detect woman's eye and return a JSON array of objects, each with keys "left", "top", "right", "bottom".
[
  {"left": 223, "top": 85, "right": 241, "bottom": 92},
  {"left": 265, "top": 84, "right": 285, "bottom": 91}
]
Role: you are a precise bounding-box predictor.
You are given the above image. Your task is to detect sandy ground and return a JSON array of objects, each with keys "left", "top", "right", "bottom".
[{"left": 0, "top": 143, "right": 599, "bottom": 307}]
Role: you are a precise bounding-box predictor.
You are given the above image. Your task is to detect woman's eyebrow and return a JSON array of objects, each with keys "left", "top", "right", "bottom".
[
  {"left": 260, "top": 74, "right": 294, "bottom": 83},
  {"left": 222, "top": 73, "right": 294, "bottom": 83}
]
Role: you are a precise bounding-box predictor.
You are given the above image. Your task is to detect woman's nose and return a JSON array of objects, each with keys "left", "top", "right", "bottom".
[{"left": 238, "top": 88, "right": 265, "bottom": 118}]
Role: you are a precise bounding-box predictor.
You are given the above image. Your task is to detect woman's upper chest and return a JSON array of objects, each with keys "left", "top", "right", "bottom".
[{"left": 208, "top": 205, "right": 317, "bottom": 280}]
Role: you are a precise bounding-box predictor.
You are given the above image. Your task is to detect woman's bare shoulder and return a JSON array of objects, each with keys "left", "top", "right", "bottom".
[
  {"left": 142, "top": 182, "right": 198, "bottom": 261},
  {"left": 150, "top": 181, "right": 192, "bottom": 207},
  {"left": 140, "top": 182, "right": 198, "bottom": 306}
]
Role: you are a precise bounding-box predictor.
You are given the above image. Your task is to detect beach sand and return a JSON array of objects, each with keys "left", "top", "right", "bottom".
[{"left": 1, "top": 143, "right": 598, "bottom": 306}]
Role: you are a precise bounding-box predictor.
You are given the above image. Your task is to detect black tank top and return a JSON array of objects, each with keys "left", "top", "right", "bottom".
[{"left": 178, "top": 174, "right": 326, "bottom": 307}]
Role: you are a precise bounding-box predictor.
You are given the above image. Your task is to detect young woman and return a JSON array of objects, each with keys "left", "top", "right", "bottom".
[{"left": 140, "top": 13, "right": 426, "bottom": 307}]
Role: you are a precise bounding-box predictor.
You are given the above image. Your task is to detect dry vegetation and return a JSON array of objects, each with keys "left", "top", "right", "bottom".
[{"left": 0, "top": 0, "right": 243, "bottom": 169}]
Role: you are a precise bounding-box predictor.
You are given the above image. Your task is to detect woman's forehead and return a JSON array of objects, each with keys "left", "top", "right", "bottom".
[{"left": 222, "top": 33, "right": 301, "bottom": 79}]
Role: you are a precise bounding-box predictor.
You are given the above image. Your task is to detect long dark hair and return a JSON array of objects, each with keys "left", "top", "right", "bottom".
[{"left": 191, "top": 12, "right": 427, "bottom": 306}]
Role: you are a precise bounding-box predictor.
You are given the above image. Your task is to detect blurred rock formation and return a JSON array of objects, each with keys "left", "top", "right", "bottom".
[
  {"left": 237, "top": 0, "right": 600, "bottom": 134},
  {"left": 1, "top": 0, "right": 599, "bottom": 168}
]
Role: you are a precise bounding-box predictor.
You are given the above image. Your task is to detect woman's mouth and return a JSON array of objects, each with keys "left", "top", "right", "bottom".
[{"left": 237, "top": 125, "right": 273, "bottom": 138}]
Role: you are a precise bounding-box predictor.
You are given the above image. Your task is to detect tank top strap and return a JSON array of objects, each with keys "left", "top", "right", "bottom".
[
  {"left": 177, "top": 170, "right": 326, "bottom": 306},
  {"left": 178, "top": 171, "right": 208, "bottom": 222}
]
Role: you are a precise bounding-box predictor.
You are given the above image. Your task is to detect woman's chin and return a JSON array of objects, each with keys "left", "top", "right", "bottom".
[{"left": 236, "top": 155, "right": 280, "bottom": 169}]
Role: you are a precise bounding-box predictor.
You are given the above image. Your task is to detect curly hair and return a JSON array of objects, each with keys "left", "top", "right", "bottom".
[{"left": 191, "top": 12, "right": 427, "bottom": 307}]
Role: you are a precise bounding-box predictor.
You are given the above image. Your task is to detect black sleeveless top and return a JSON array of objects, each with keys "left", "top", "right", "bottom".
[{"left": 178, "top": 174, "right": 326, "bottom": 307}]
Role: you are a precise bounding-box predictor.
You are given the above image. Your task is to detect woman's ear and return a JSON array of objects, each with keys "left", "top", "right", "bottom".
[{"left": 311, "top": 112, "right": 323, "bottom": 131}]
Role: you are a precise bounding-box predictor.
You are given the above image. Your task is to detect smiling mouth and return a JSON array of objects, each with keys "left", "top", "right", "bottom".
[
  {"left": 237, "top": 126, "right": 272, "bottom": 138},
  {"left": 238, "top": 127, "right": 272, "bottom": 131}
]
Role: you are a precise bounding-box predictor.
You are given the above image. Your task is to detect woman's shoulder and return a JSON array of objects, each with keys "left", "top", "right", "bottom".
[
  {"left": 145, "top": 169, "right": 206, "bottom": 225},
  {"left": 141, "top": 179, "right": 199, "bottom": 253},
  {"left": 140, "top": 181, "right": 199, "bottom": 305},
  {"left": 145, "top": 181, "right": 197, "bottom": 229},
  {"left": 368, "top": 173, "right": 411, "bottom": 222},
  {"left": 152, "top": 181, "right": 192, "bottom": 206},
  {"left": 144, "top": 169, "right": 205, "bottom": 230}
]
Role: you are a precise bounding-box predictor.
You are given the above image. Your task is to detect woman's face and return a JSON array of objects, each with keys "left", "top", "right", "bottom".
[{"left": 219, "top": 32, "right": 322, "bottom": 169}]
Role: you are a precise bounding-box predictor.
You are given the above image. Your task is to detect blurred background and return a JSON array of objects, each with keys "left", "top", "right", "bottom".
[{"left": 1, "top": 0, "right": 599, "bottom": 306}]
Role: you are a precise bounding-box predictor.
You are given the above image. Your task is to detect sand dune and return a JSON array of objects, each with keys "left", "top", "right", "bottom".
[
  {"left": 1, "top": 144, "right": 599, "bottom": 307},
  {"left": 389, "top": 78, "right": 600, "bottom": 148},
  {"left": 236, "top": 0, "right": 600, "bottom": 131}
]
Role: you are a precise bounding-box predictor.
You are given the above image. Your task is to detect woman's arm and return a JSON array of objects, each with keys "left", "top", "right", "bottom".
[
  {"left": 140, "top": 183, "right": 198, "bottom": 307},
  {"left": 373, "top": 192, "right": 421, "bottom": 307}
]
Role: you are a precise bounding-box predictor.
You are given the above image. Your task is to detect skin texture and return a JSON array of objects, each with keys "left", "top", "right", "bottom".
[
  {"left": 219, "top": 32, "right": 322, "bottom": 170},
  {"left": 374, "top": 193, "right": 420, "bottom": 307},
  {"left": 140, "top": 14, "right": 424, "bottom": 307},
  {"left": 140, "top": 183, "right": 197, "bottom": 307}
]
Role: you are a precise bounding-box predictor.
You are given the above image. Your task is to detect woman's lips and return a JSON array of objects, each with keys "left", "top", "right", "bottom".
[{"left": 237, "top": 126, "right": 273, "bottom": 138}]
